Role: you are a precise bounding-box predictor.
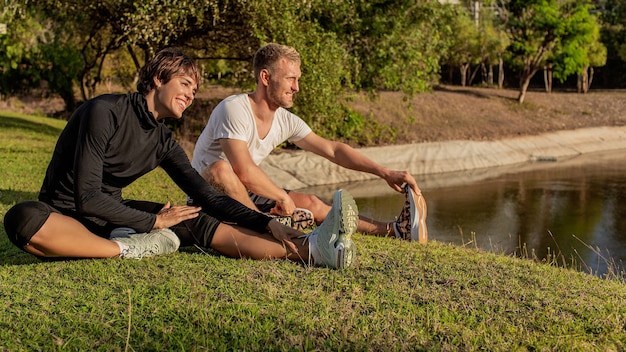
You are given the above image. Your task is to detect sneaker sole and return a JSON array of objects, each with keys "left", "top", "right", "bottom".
[
  {"left": 335, "top": 239, "right": 355, "bottom": 269},
  {"left": 408, "top": 188, "right": 428, "bottom": 243},
  {"left": 336, "top": 190, "right": 359, "bottom": 235},
  {"left": 334, "top": 190, "right": 358, "bottom": 269}
]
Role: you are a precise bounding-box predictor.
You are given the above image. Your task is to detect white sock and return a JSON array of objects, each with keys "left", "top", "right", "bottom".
[{"left": 113, "top": 240, "right": 129, "bottom": 254}]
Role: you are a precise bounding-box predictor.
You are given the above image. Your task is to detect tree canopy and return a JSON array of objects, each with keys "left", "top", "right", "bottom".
[{"left": 0, "top": 0, "right": 622, "bottom": 141}]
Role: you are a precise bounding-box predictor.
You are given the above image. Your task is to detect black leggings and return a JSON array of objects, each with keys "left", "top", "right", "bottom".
[{"left": 3, "top": 200, "right": 220, "bottom": 251}]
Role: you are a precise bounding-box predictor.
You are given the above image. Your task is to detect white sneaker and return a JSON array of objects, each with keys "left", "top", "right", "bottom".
[
  {"left": 110, "top": 228, "right": 180, "bottom": 260},
  {"left": 300, "top": 190, "right": 358, "bottom": 269}
]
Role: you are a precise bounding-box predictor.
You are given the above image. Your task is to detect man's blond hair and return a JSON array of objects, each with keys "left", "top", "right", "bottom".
[{"left": 253, "top": 43, "right": 301, "bottom": 82}]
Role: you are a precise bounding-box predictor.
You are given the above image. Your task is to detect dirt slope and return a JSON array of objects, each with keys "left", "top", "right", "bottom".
[
  {"left": 2, "top": 85, "right": 625, "bottom": 147},
  {"left": 348, "top": 85, "right": 626, "bottom": 145}
]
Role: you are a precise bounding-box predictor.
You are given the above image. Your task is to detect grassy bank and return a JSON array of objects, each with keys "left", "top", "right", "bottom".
[{"left": 0, "top": 112, "right": 625, "bottom": 351}]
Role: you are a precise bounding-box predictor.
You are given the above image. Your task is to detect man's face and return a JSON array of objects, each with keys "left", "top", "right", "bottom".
[{"left": 266, "top": 58, "right": 301, "bottom": 109}]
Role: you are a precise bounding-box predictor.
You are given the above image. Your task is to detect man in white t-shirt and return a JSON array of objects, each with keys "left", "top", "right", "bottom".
[{"left": 192, "top": 43, "right": 427, "bottom": 242}]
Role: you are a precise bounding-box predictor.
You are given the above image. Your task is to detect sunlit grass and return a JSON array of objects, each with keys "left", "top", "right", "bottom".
[{"left": 1, "top": 112, "right": 625, "bottom": 351}]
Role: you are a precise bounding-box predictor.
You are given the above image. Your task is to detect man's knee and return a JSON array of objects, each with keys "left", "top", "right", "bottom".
[{"left": 201, "top": 161, "right": 232, "bottom": 193}]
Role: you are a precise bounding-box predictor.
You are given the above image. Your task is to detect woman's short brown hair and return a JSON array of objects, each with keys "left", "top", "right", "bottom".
[{"left": 137, "top": 47, "right": 200, "bottom": 95}]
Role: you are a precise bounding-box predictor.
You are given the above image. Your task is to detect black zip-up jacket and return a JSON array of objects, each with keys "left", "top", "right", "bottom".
[{"left": 39, "top": 93, "right": 271, "bottom": 233}]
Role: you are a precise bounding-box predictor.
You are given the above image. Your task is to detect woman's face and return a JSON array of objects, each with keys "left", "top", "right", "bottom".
[{"left": 153, "top": 74, "right": 197, "bottom": 119}]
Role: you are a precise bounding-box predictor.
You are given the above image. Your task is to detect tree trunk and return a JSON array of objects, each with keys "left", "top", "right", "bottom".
[
  {"left": 587, "top": 67, "right": 594, "bottom": 93},
  {"left": 543, "top": 64, "right": 552, "bottom": 93},
  {"left": 487, "top": 64, "right": 494, "bottom": 86},
  {"left": 518, "top": 75, "right": 532, "bottom": 104},
  {"left": 480, "top": 62, "right": 487, "bottom": 84},
  {"left": 577, "top": 66, "right": 590, "bottom": 94},
  {"left": 469, "top": 64, "right": 481, "bottom": 86},
  {"left": 127, "top": 45, "right": 142, "bottom": 71},
  {"left": 498, "top": 57, "right": 504, "bottom": 89},
  {"left": 460, "top": 64, "right": 469, "bottom": 87}
]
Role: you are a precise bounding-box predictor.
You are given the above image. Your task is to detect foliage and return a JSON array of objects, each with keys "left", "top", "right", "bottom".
[
  {"left": 445, "top": 7, "right": 481, "bottom": 86},
  {"left": 33, "top": 0, "right": 226, "bottom": 100},
  {"left": 504, "top": 0, "right": 601, "bottom": 103},
  {"left": 551, "top": 3, "right": 605, "bottom": 82},
  {"left": 600, "top": 0, "right": 626, "bottom": 87},
  {"left": 310, "top": 0, "right": 452, "bottom": 95},
  {"left": 2, "top": 0, "right": 626, "bottom": 140},
  {"left": 0, "top": 1, "right": 82, "bottom": 110},
  {"left": 242, "top": 0, "right": 352, "bottom": 140}
]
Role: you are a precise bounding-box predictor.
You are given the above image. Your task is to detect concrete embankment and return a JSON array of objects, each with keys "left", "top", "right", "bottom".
[{"left": 260, "top": 126, "right": 626, "bottom": 197}]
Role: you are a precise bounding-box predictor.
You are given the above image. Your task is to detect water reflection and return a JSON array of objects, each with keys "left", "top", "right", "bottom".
[{"left": 299, "top": 149, "right": 626, "bottom": 278}]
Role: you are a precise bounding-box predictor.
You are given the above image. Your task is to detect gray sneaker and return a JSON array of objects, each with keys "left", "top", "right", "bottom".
[
  {"left": 110, "top": 228, "right": 180, "bottom": 260},
  {"left": 300, "top": 189, "right": 358, "bottom": 269}
]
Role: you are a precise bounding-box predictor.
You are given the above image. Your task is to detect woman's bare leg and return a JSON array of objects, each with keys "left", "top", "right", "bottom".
[
  {"left": 288, "top": 191, "right": 392, "bottom": 236},
  {"left": 210, "top": 223, "right": 309, "bottom": 262},
  {"left": 24, "top": 213, "right": 121, "bottom": 258}
]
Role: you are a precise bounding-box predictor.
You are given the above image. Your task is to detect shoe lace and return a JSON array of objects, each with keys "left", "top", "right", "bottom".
[{"left": 297, "top": 232, "right": 315, "bottom": 267}]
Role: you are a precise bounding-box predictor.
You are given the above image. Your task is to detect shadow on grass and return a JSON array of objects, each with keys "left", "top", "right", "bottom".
[
  {"left": 1, "top": 188, "right": 38, "bottom": 204},
  {"left": 433, "top": 85, "right": 519, "bottom": 102},
  {"left": 1, "top": 188, "right": 44, "bottom": 266},
  {"left": 0, "top": 237, "right": 40, "bottom": 266},
  {"left": 0, "top": 114, "right": 63, "bottom": 138}
]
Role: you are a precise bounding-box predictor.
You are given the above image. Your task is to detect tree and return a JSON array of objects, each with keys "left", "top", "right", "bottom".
[
  {"left": 600, "top": 0, "right": 626, "bottom": 87},
  {"left": 550, "top": 2, "right": 605, "bottom": 93},
  {"left": 480, "top": 22, "right": 510, "bottom": 88},
  {"left": 578, "top": 32, "right": 607, "bottom": 93},
  {"left": 505, "top": 0, "right": 566, "bottom": 103},
  {"left": 309, "top": 0, "right": 453, "bottom": 95},
  {"left": 34, "top": 0, "right": 223, "bottom": 100},
  {"left": 446, "top": 9, "right": 482, "bottom": 87},
  {"left": 505, "top": 0, "right": 602, "bottom": 102},
  {"left": 0, "top": 1, "right": 81, "bottom": 110}
]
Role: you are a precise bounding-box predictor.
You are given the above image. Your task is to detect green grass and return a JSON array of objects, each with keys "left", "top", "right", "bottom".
[{"left": 0, "top": 111, "right": 625, "bottom": 351}]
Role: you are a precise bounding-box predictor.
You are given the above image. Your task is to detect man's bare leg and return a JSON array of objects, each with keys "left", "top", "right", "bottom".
[
  {"left": 203, "top": 161, "right": 260, "bottom": 211},
  {"left": 288, "top": 191, "right": 393, "bottom": 237},
  {"left": 205, "top": 162, "right": 394, "bottom": 237}
]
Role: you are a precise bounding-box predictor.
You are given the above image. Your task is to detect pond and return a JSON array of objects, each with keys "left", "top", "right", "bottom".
[{"left": 300, "top": 149, "right": 626, "bottom": 278}]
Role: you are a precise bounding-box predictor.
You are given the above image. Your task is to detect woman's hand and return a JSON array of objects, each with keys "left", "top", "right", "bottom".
[
  {"left": 154, "top": 201, "right": 201, "bottom": 229},
  {"left": 267, "top": 219, "right": 302, "bottom": 254}
]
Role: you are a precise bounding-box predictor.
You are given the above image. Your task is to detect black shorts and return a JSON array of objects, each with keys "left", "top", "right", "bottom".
[
  {"left": 3, "top": 200, "right": 221, "bottom": 252},
  {"left": 3, "top": 201, "right": 59, "bottom": 249}
]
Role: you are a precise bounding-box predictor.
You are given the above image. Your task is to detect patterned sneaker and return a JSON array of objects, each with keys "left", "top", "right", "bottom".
[
  {"left": 110, "top": 228, "right": 180, "bottom": 259},
  {"left": 299, "top": 190, "right": 358, "bottom": 269},
  {"left": 393, "top": 185, "right": 428, "bottom": 243},
  {"left": 267, "top": 208, "right": 315, "bottom": 231}
]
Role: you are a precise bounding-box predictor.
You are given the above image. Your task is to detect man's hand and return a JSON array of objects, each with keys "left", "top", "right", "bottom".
[
  {"left": 269, "top": 194, "right": 296, "bottom": 216},
  {"left": 267, "top": 219, "right": 302, "bottom": 254},
  {"left": 154, "top": 201, "right": 201, "bottom": 229},
  {"left": 384, "top": 170, "right": 422, "bottom": 195}
]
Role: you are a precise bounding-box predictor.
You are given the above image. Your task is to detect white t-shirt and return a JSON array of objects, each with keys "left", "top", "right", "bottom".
[{"left": 191, "top": 94, "right": 312, "bottom": 172}]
